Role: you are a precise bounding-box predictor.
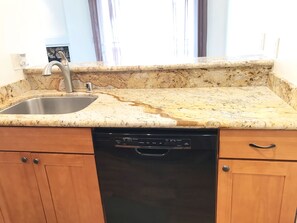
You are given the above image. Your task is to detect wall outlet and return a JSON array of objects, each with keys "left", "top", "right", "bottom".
[{"left": 10, "top": 53, "right": 27, "bottom": 70}]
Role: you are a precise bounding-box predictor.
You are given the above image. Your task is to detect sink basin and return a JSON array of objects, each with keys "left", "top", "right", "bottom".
[{"left": 0, "top": 96, "right": 97, "bottom": 114}]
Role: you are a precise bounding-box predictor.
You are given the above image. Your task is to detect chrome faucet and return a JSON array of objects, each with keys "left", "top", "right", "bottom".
[{"left": 43, "top": 51, "right": 73, "bottom": 93}]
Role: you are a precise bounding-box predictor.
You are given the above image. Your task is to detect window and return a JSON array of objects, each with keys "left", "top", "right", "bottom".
[{"left": 90, "top": 0, "right": 198, "bottom": 64}]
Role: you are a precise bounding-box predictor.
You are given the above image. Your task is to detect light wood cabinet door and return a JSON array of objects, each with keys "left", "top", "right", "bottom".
[
  {"left": 33, "top": 153, "right": 105, "bottom": 223},
  {"left": 0, "top": 152, "right": 46, "bottom": 223},
  {"left": 0, "top": 209, "right": 4, "bottom": 223},
  {"left": 217, "top": 159, "right": 297, "bottom": 223}
]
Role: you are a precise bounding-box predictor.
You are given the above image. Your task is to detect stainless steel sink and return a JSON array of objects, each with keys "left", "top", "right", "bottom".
[{"left": 0, "top": 96, "right": 97, "bottom": 114}]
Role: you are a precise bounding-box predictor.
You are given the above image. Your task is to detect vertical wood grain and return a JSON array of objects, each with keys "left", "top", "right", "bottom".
[
  {"left": 217, "top": 159, "right": 297, "bottom": 223},
  {"left": 0, "top": 208, "right": 4, "bottom": 223},
  {"left": 33, "top": 153, "right": 105, "bottom": 223},
  {"left": 231, "top": 174, "right": 284, "bottom": 222},
  {"left": 217, "top": 160, "right": 233, "bottom": 223},
  {"left": 0, "top": 152, "right": 46, "bottom": 223},
  {"left": 279, "top": 163, "right": 297, "bottom": 222}
]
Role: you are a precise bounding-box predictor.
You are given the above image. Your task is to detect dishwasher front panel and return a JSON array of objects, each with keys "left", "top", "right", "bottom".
[{"left": 93, "top": 128, "right": 218, "bottom": 223}]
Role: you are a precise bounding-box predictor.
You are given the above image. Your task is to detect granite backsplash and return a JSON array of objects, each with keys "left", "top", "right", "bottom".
[{"left": 24, "top": 57, "right": 273, "bottom": 91}]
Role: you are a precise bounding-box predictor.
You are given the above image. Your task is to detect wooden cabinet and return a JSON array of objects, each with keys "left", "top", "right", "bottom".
[
  {"left": 0, "top": 127, "right": 105, "bottom": 223},
  {"left": 34, "top": 153, "right": 104, "bottom": 223},
  {"left": 220, "top": 129, "right": 297, "bottom": 160},
  {"left": 217, "top": 130, "right": 297, "bottom": 223},
  {"left": 0, "top": 152, "right": 46, "bottom": 223},
  {"left": 217, "top": 159, "right": 297, "bottom": 223}
]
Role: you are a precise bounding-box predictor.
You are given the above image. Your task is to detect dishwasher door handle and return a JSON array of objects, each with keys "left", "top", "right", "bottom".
[
  {"left": 115, "top": 145, "right": 171, "bottom": 156},
  {"left": 115, "top": 145, "right": 189, "bottom": 150},
  {"left": 135, "top": 148, "right": 170, "bottom": 157}
]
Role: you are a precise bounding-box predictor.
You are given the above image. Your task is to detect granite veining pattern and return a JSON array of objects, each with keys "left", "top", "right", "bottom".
[
  {"left": 269, "top": 73, "right": 297, "bottom": 110},
  {"left": 1, "top": 87, "right": 297, "bottom": 129},
  {"left": 26, "top": 66, "right": 272, "bottom": 91},
  {"left": 2, "top": 57, "right": 297, "bottom": 129},
  {"left": 24, "top": 56, "right": 274, "bottom": 73},
  {"left": 0, "top": 80, "right": 31, "bottom": 104},
  {"left": 24, "top": 57, "right": 273, "bottom": 91}
]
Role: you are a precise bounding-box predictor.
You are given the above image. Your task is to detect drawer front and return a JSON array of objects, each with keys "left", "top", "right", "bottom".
[
  {"left": 220, "top": 130, "right": 297, "bottom": 160},
  {"left": 0, "top": 127, "right": 94, "bottom": 154}
]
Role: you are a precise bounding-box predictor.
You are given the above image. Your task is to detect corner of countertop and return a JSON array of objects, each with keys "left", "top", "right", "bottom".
[{"left": 268, "top": 72, "right": 297, "bottom": 110}]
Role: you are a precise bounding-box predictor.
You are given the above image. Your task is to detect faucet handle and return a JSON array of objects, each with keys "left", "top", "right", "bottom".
[{"left": 57, "top": 51, "right": 69, "bottom": 66}]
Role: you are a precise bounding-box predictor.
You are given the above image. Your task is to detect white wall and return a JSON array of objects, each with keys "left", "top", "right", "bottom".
[
  {"left": 270, "top": 1, "right": 297, "bottom": 86},
  {"left": 226, "top": 0, "right": 266, "bottom": 56},
  {"left": 0, "top": 0, "right": 47, "bottom": 87},
  {"left": 207, "top": 0, "right": 229, "bottom": 57},
  {"left": 0, "top": 31, "right": 23, "bottom": 87},
  {"left": 226, "top": 0, "right": 297, "bottom": 85}
]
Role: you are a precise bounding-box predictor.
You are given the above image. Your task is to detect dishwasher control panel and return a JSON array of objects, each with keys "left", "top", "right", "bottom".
[{"left": 114, "top": 137, "right": 191, "bottom": 149}]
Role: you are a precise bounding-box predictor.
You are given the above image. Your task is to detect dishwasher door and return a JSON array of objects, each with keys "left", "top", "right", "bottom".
[{"left": 93, "top": 128, "right": 218, "bottom": 223}]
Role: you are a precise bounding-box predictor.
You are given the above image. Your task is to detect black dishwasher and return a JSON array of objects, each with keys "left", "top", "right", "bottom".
[{"left": 92, "top": 128, "right": 218, "bottom": 223}]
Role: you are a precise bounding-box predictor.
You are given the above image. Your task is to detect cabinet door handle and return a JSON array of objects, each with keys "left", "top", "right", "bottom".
[
  {"left": 33, "top": 158, "right": 40, "bottom": 165},
  {"left": 21, "top": 157, "right": 28, "bottom": 163},
  {"left": 249, "top": 143, "right": 276, "bottom": 149}
]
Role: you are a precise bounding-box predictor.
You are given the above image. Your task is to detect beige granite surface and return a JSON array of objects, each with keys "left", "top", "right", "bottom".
[
  {"left": 25, "top": 56, "right": 274, "bottom": 73},
  {"left": 269, "top": 73, "right": 297, "bottom": 110},
  {"left": 2, "top": 57, "right": 297, "bottom": 129},
  {"left": 0, "top": 80, "right": 31, "bottom": 104},
  {"left": 1, "top": 87, "right": 297, "bottom": 129},
  {"left": 24, "top": 56, "right": 273, "bottom": 91}
]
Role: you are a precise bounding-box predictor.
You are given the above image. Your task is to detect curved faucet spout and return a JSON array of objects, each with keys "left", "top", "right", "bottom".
[{"left": 43, "top": 57, "right": 73, "bottom": 93}]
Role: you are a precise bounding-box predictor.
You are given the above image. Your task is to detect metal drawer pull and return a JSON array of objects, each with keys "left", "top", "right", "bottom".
[{"left": 249, "top": 143, "right": 276, "bottom": 149}]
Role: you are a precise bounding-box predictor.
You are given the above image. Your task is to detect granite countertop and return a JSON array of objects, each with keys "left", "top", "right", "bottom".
[
  {"left": 24, "top": 55, "right": 274, "bottom": 74},
  {"left": 1, "top": 86, "right": 297, "bottom": 129}
]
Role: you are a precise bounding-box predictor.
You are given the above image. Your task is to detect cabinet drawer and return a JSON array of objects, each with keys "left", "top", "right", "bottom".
[
  {"left": 220, "top": 129, "right": 297, "bottom": 161},
  {"left": 0, "top": 127, "right": 94, "bottom": 154}
]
